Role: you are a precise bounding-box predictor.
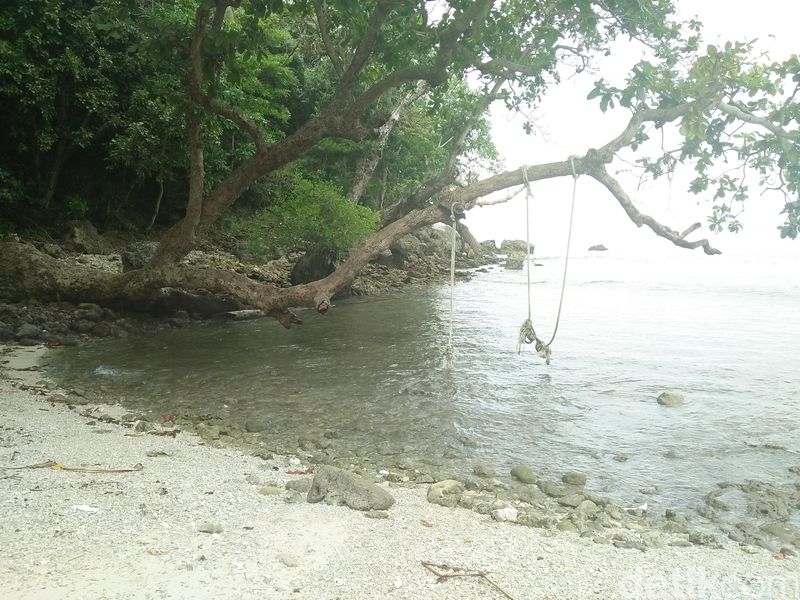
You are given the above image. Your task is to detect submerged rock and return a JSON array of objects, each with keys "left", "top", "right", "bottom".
[
  {"left": 307, "top": 465, "right": 394, "bottom": 511},
  {"left": 562, "top": 471, "right": 587, "bottom": 487},
  {"left": 510, "top": 465, "right": 537, "bottom": 484},
  {"left": 657, "top": 391, "right": 685, "bottom": 406},
  {"left": 505, "top": 252, "right": 525, "bottom": 270}
]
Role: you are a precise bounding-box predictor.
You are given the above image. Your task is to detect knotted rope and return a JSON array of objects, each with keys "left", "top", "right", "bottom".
[{"left": 517, "top": 157, "right": 579, "bottom": 365}]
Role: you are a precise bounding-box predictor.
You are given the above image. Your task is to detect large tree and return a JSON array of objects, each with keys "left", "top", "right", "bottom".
[{"left": 1, "top": 0, "right": 798, "bottom": 322}]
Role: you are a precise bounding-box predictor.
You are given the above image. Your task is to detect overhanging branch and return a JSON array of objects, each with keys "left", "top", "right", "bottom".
[{"left": 590, "top": 166, "right": 721, "bottom": 255}]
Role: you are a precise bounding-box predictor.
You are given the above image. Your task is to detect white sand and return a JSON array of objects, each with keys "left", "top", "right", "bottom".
[{"left": 1, "top": 345, "right": 798, "bottom": 600}]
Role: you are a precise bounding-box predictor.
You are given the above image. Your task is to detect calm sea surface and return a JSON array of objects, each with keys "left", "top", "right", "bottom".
[{"left": 50, "top": 249, "right": 800, "bottom": 511}]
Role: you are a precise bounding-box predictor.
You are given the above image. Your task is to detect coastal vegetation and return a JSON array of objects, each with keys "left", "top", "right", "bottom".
[{"left": 1, "top": 0, "right": 798, "bottom": 321}]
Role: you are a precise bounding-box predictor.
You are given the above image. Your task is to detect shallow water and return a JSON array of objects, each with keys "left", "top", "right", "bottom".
[{"left": 50, "top": 250, "right": 800, "bottom": 512}]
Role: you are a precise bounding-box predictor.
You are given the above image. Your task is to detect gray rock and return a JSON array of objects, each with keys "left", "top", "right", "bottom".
[
  {"left": 16, "top": 323, "right": 42, "bottom": 340},
  {"left": 427, "top": 480, "right": 465, "bottom": 508},
  {"left": 259, "top": 485, "right": 282, "bottom": 496},
  {"left": 364, "top": 510, "right": 390, "bottom": 520},
  {"left": 307, "top": 465, "right": 394, "bottom": 511},
  {"left": 198, "top": 523, "right": 223, "bottom": 534},
  {"left": 562, "top": 471, "right": 587, "bottom": 487},
  {"left": 505, "top": 252, "right": 525, "bottom": 270},
  {"left": 588, "top": 244, "right": 608, "bottom": 251},
  {"left": 284, "top": 490, "right": 305, "bottom": 504},
  {"left": 65, "top": 220, "right": 112, "bottom": 254},
  {"left": 510, "top": 465, "right": 537, "bottom": 484},
  {"left": 121, "top": 241, "right": 159, "bottom": 271},
  {"left": 74, "top": 303, "right": 103, "bottom": 321},
  {"left": 277, "top": 553, "right": 299, "bottom": 567},
  {"left": 0, "top": 321, "right": 14, "bottom": 341},
  {"left": 285, "top": 479, "right": 313, "bottom": 494},
  {"left": 558, "top": 493, "right": 586, "bottom": 508},
  {"left": 657, "top": 391, "right": 684, "bottom": 406},
  {"left": 472, "top": 463, "right": 496, "bottom": 479},
  {"left": 539, "top": 480, "right": 568, "bottom": 498},
  {"left": 500, "top": 239, "right": 533, "bottom": 254}
]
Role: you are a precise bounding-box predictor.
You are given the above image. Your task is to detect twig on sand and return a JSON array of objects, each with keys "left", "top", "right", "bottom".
[
  {"left": 421, "top": 561, "right": 518, "bottom": 600},
  {"left": 1, "top": 460, "right": 144, "bottom": 473}
]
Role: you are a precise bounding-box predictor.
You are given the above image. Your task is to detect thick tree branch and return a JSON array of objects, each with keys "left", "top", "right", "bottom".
[{"left": 590, "top": 166, "right": 721, "bottom": 255}]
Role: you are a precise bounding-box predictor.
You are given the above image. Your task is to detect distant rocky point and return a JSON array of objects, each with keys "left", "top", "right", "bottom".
[{"left": 588, "top": 244, "right": 608, "bottom": 251}]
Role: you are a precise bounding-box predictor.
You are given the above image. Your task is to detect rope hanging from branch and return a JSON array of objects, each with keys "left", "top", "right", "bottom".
[
  {"left": 444, "top": 201, "right": 459, "bottom": 366},
  {"left": 517, "top": 158, "right": 579, "bottom": 364}
]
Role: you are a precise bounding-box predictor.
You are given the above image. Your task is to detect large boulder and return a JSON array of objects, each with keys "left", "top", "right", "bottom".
[
  {"left": 500, "top": 239, "right": 532, "bottom": 254},
  {"left": 307, "top": 466, "right": 395, "bottom": 511},
  {"left": 290, "top": 252, "right": 336, "bottom": 285},
  {"left": 64, "top": 220, "right": 113, "bottom": 254}
]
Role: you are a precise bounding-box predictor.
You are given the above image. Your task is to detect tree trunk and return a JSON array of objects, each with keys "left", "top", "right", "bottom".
[{"left": 456, "top": 221, "right": 483, "bottom": 256}]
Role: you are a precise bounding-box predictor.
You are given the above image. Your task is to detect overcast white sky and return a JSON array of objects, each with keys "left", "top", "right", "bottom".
[{"left": 464, "top": 1, "right": 800, "bottom": 258}]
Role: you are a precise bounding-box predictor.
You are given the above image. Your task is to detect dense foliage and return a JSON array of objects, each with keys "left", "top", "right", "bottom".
[{"left": 1, "top": 0, "right": 798, "bottom": 253}]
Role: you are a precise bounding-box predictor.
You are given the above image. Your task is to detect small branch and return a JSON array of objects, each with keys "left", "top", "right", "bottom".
[
  {"left": 590, "top": 167, "right": 722, "bottom": 255},
  {"left": 313, "top": 0, "right": 344, "bottom": 77},
  {"left": 185, "top": 6, "right": 268, "bottom": 153},
  {"left": 421, "top": 562, "right": 518, "bottom": 600},
  {"left": 716, "top": 101, "right": 800, "bottom": 147}
]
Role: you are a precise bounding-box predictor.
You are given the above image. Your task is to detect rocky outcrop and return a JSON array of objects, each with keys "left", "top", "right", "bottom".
[
  {"left": 588, "top": 244, "right": 608, "bottom": 251},
  {"left": 500, "top": 239, "right": 532, "bottom": 254}
]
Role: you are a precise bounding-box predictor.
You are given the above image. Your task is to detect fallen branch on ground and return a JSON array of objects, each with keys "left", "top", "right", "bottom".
[
  {"left": 1, "top": 459, "right": 144, "bottom": 473},
  {"left": 421, "top": 561, "right": 518, "bottom": 600}
]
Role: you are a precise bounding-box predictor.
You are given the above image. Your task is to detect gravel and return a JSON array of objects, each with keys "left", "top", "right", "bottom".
[{"left": 1, "top": 346, "right": 798, "bottom": 600}]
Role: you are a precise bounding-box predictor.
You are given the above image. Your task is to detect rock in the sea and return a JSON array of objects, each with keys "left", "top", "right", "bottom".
[
  {"left": 588, "top": 244, "right": 608, "bottom": 251},
  {"left": 505, "top": 252, "right": 525, "bottom": 270},
  {"left": 657, "top": 391, "right": 685, "bottom": 407},
  {"left": 510, "top": 465, "right": 537, "bottom": 484},
  {"left": 307, "top": 465, "right": 394, "bottom": 511},
  {"left": 500, "top": 239, "right": 532, "bottom": 254},
  {"left": 427, "top": 480, "right": 465, "bottom": 508},
  {"left": 562, "top": 471, "right": 587, "bottom": 487},
  {"left": 558, "top": 493, "right": 586, "bottom": 508},
  {"left": 472, "top": 463, "right": 496, "bottom": 479},
  {"left": 539, "top": 480, "right": 568, "bottom": 498}
]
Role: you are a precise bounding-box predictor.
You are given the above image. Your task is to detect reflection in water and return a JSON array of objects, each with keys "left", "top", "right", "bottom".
[{"left": 51, "top": 253, "right": 800, "bottom": 511}]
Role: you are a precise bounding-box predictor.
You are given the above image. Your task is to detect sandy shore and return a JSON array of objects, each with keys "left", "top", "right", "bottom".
[{"left": 1, "top": 345, "right": 798, "bottom": 600}]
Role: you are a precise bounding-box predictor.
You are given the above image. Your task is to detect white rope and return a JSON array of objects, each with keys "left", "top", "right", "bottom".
[
  {"left": 517, "top": 158, "right": 580, "bottom": 364},
  {"left": 444, "top": 202, "right": 458, "bottom": 365}
]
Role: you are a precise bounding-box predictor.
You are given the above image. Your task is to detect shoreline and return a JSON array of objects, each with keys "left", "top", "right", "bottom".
[{"left": 1, "top": 345, "right": 798, "bottom": 599}]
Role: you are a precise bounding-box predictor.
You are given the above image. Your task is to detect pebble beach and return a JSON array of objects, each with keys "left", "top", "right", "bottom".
[{"left": 1, "top": 345, "right": 798, "bottom": 600}]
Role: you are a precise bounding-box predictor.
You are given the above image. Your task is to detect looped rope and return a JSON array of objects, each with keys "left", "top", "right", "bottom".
[{"left": 516, "top": 158, "right": 580, "bottom": 365}]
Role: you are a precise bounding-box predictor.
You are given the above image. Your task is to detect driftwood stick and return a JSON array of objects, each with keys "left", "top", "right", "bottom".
[{"left": 421, "top": 561, "right": 518, "bottom": 600}]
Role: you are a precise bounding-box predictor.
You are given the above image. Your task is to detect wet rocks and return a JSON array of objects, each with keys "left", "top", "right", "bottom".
[
  {"left": 538, "top": 480, "right": 568, "bottom": 498},
  {"left": 307, "top": 466, "right": 394, "bottom": 511},
  {"left": 472, "top": 463, "right": 495, "bottom": 479},
  {"left": 657, "top": 391, "right": 685, "bottom": 406},
  {"left": 510, "top": 465, "right": 537, "bottom": 484},
  {"left": 427, "top": 480, "right": 464, "bottom": 508},
  {"left": 562, "top": 471, "right": 587, "bottom": 487}
]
